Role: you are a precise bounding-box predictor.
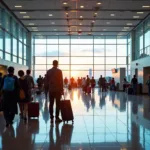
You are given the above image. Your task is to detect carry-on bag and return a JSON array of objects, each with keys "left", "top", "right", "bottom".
[
  {"left": 86, "top": 86, "right": 91, "bottom": 94},
  {"left": 28, "top": 102, "right": 39, "bottom": 118},
  {"left": 60, "top": 96, "right": 74, "bottom": 124}
]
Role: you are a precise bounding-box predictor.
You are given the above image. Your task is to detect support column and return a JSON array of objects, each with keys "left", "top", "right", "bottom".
[{"left": 131, "top": 30, "right": 136, "bottom": 61}]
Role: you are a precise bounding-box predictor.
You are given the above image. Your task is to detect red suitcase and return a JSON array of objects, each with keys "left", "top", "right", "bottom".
[
  {"left": 86, "top": 86, "right": 91, "bottom": 94},
  {"left": 28, "top": 102, "right": 39, "bottom": 118}
]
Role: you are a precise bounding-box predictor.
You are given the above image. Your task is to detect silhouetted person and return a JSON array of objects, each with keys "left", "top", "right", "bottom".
[
  {"left": 37, "top": 75, "right": 43, "bottom": 91},
  {"left": 64, "top": 77, "right": 68, "bottom": 87},
  {"left": 0, "top": 67, "right": 19, "bottom": 127},
  {"left": 122, "top": 78, "right": 128, "bottom": 92},
  {"left": 46, "top": 60, "right": 63, "bottom": 123},
  {"left": 131, "top": 75, "right": 138, "bottom": 95},
  {"left": 146, "top": 76, "right": 150, "bottom": 97},
  {"left": 98, "top": 75, "right": 103, "bottom": 91}
]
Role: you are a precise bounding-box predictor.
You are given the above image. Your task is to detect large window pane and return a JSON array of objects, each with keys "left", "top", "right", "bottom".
[
  {"left": 59, "top": 36, "right": 70, "bottom": 44},
  {"left": 71, "top": 57, "right": 93, "bottom": 64},
  {"left": 58, "top": 65, "right": 69, "bottom": 70},
  {"left": 13, "top": 38, "right": 17, "bottom": 56},
  {"left": 71, "top": 36, "right": 93, "bottom": 44},
  {"left": 47, "top": 36, "right": 58, "bottom": 44},
  {"left": 5, "top": 53, "right": 11, "bottom": 61},
  {"left": 35, "top": 71, "right": 46, "bottom": 80},
  {"left": 117, "top": 57, "right": 126, "bottom": 64},
  {"left": 5, "top": 12, "right": 10, "bottom": 32},
  {"left": 5, "top": 33, "right": 11, "bottom": 53},
  {"left": 35, "top": 65, "right": 46, "bottom": 70},
  {"left": 59, "top": 45, "right": 69, "bottom": 56},
  {"left": 71, "top": 45, "right": 93, "bottom": 56},
  {"left": 19, "top": 42, "right": 23, "bottom": 58},
  {"left": 94, "top": 65, "right": 105, "bottom": 70},
  {"left": 0, "top": 29, "right": 3, "bottom": 50},
  {"left": 47, "top": 57, "right": 58, "bottom": 64},
  {"left": 0, "top": 50, "right": 3, "bottom": 59},
  {"left": 106, "top": 71, "right": 112, "bottom": 77},
  {"left": 94, "top": 45, "right": 104, "bottom": 56},
  {"left": 12, "top": 20, "right": 17, "bottom": 38},
  {"left": 35, "top": 57, "right": 46, "bottom": 64},
  {"left": 24, "top": 45, "right": 26, "bottom": 59},
  {"left": 19, "top": 58, "right": 22, "bottom": 64},
  {"left": 106, "top": 57, "right": 116, "bottom": 64},
  {"left": 94, "top": 71, "right": 105, "bottom": 80},
  {"left": 117, "top": 45, "right": 127, "bottom": 56},
  {"left": 106, "top": 36, "right": 116, "bottom": 44},
  {"left": 94, "top": 57, "right": 105, "bottom": 64},
  {"left": 19, "top": 27, "right": 23, "bottom": 42},
  {"left": 34, "top": 45, "right": 46, "bottom": 56},
  {"left": 59, "top": 57, "right": 69, "bottom": 64},
  {"left": 47, "top": 45, "right": 58, "bottom": 56},
  {"left": 106, "top": 45, "right": 116, "bottom": 56},
  {"left": 117, "top": 37, "right": 127, "bottom": 44},
  {"left": 94, "top": 36, "right": 105, "bottom": 44},
  {"left": 106, "top": 65, "right": 116, "bottom": 70},
  {"left": 13, "top": 56, "right": 17, "bottom": 63},
  {"left": 62, "top": 71, "right": 69, "bottom": 79},
  {"left": 34, "top": 36, "right": 46, "bottom": 44},
  {"left": 71, "top": 71, "right": 89, "bottom": 78}
]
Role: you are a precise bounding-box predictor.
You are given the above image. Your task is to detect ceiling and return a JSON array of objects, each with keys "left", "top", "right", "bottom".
[{"left": 2, "top": 0, "right": 150, "bottom": 36}]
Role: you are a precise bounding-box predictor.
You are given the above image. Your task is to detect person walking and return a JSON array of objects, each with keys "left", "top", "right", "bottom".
[
  {"left": 46, "top": 60, "right": 63, "bottom": 124},
  {"left": 18, "top": 70, "right": 30, "bottom": 121},
  {"left": 131, "top": 75, "right": 138, "bottom": 95},
  {"left": 146, "top": 76, "right": 150, "bottom": 97},
  {"left": 0, "top": 67, "right": 19, "bottom": 127}
]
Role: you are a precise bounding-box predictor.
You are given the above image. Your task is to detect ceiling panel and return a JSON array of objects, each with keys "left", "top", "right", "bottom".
[{"left": 2, "top": 0, "right": 150, "bottom": 36}]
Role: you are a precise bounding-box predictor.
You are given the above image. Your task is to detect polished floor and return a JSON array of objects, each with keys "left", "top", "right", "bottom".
[{"left": 0, "top": 88, "right": 150, "bottom": 150}]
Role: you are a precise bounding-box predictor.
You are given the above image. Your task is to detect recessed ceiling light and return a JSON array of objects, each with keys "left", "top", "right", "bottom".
[
  {"left": 20, "top": 12, "right": 26, "bottom": 14},
  {"left": 92, "top": 20, "right": 95, "bottom": 23},
  {"left": 54, "top": 29, "right": 57, "bottom": 31},
  {"left": 142, "top": 6, "right": 150, "bottom": 8},
  {"left": 23, "top": 16, "right": 30, "bottom": 18},
  {"left": 15, "top": 5, "right": 22, "bottom": 8},
  {"left": 56, "top": 33, "right": 59, "bottom": 35},
  {"left": 51, "top": 22, "right": 55, "bottom": 24},
  {"left": 124, "top": 27, "right": 129, "bottom": 29},
  {"left": 80, "top": 6, "right": 84, "bottom": 8},
  {"left": 49, "top": 14, "right": 53, "bottom": 16},
  {"left": 133, "top": 16, "right": 140, "bottom": 18},
  {"left": 103, "top": 29, "right": 107, "bottom": 31},
  {"left": 101, "top": 34, "right": 103, "bottom": 35},
  {"left": 28, "top": 23, "right": 35, "bottom": 25},
  {"left": 66, "top": 12, "right": 68, "bottom": 15},
  {"left": 97, "top": 2, "right": 101, "bottom": 5},
  {"left": 127, "top": 23, "right": 133, "bottom": 25},
  {"left": 79, "top": 23, "right": 82, "bottom": 25},
  {"left": 94, "top": 13, "right": 97, "bottom": 15},
  {"left": 32, "top": 27, "right": 37, "bottom": 29},
  {"left": 106, "top": 22, "right": 110, "bottom": 24},
  {"left": 80, "top": 16, "right": 83, "bottom": 18},
  {"left": 110, "top": 14, "right": 115, "bottom": 16},
  {"left": 137, "top": 12, "right": 144, "bottom": 14},
  {"left": 63, "top": 2, "right": 68, "bottom": 5}
]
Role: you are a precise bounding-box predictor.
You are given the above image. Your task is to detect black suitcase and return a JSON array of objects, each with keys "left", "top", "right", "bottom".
[
  {"left": 60, "top": 99, "right": 74, "bottom": 123},
  {"left": 128, "top": 87, "right": 133, "bottom": 95},
  {"left": 61, "top": 124, "right": 74, "bottom": 145}
]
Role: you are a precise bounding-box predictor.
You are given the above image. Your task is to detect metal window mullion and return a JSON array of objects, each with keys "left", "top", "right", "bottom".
[
  {"left": 93, "top": 35, "right": 94, "bottom": 77},
  {"left": 104, "top": 35, "right": 106, "bottom": 77},
  {"left": 2, "top": 9, "right": 5, "bottom": 59}
]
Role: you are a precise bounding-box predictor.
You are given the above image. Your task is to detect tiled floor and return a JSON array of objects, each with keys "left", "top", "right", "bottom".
[{"left": 0, "top": 88, "right": 150, "bottom": 150}]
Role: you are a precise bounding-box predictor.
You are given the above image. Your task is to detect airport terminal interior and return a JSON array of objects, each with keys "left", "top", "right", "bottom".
[{"left": 0, "top": 0, "right": 150, "bottom": 149}]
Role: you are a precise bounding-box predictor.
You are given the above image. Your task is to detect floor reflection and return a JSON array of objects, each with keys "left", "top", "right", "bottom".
[{"left": 0, "top": 88, "right": 150, "bottom": 150}]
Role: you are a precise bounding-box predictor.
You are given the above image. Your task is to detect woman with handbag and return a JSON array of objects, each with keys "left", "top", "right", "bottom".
[{"left": 18, "top": 70, "right": 30, "bottom": 121}]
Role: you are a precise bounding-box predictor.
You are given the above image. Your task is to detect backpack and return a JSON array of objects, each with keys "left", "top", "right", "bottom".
[{"left": 3, "top": 76, "right": 15, "bottom": 91}]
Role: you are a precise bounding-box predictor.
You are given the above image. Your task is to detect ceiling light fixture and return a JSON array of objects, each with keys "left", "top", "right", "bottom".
[
  {"left": 23, "top": 16, "right": 30, "bottom": 18},
  {"left": 94, "top": 13, "right": 97, "bottom": 15},
  {"left": 15, "top": 5, "right": 22, "bottom": 8},
  {"left": 28, "top": 23, "right": 35, "bottom": 25},
  {"left": 79, "top": 23, "right": 82, "bottom": 25},
  {"left": 101, "top": 34, "right": 103, "bottom": 35},
  {"left": 92, "top": 20, "right": 95, "bottom": 23},
  {"left": 63, "top": 2, "right": 68, "bottom": 5},
  {"left": 106, "top": 22, "right": 110, "bottom": 24},
  {"left": 80, "top": 6, "right": 84, "bottom": 8},
  {"left": 97, "top": 2, "right": 101, "bottom": 5},
  {"left": 66, "top": 12, "right": 68, "bottom": 15},
  {"left": 124, "top": 27, "right": 129, "bottom": 29},
  {"left": 142, "top": 6, "right": 150, "bottom": 8},
  {"left": 133, "top": 16, "right": 140, "bottom": 18},
  {"left": 80, "top": 16, "right": 83, "bottom": 18},
  {"left": 49, "top": 14, "right": 53, "bottom": 16},
  {"left": 110, "top": 14, "right": 115, "bottom": 16},
  {"left": 137, "top": 12, "right": 144, "bottom": 14},
  {"left": 127, "top": 23, "right": 133, "bottom": 25},
  {"left": 20, "top": 12, "right": 26, "bottom": 14},
  {"left": 51, "top": 22, "right": 55, "bottom": 24},
  {"left": 103, "top": 29, "right": 107, "bottom": 31}
]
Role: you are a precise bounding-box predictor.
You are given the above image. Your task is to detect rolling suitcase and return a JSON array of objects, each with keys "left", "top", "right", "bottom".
[
  {"left": 86, "top": 86, "right": 91, "bottom": 94},
  {"left": 60, "top": 97, "right": 74, "bottom": 124},
  {"left": 28, "top": 102, "right": 39, "bottom": 118}
]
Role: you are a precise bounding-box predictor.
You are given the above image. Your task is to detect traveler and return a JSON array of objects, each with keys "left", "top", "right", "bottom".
[
  {"left": 25, "top": 69, "right": 34, "bottom": 100},
  {"left": 46, "top": 60, "right": 63, "bottom": 123},
  {"left": 98, "top": 75, "right": 103, "bottom": 91},
  {"left": 90, "top": 77, "right": 96, "bottom": 89},
  {"left": 131, "top": 75, "right": 138, "bottom": 95},
  {"left": 64, "top": 77, "right": 68, "bottom": 87},
  {"left": 122, "top": 78, "right": 128, "bottom": 92},
  {"left": 110, "top": 78, "right": 116, "bottom": 91},
  {"left": 37, "top": 75, "right": 43, "bottom": 91},
  {"left": 43, "top": 74, "right": 48, "bottom": 100},
  {"left": 0, "top": 67, "right": 19, "bottom": 127},
  {"left": 146, "top": 76, "right": 150, "bottom": 97},
  {"left": 86, "top": 75, "right": 90, "bottom": 87},
  {"left": 18, "top": 70, "right": 30, "bottom": 121}
]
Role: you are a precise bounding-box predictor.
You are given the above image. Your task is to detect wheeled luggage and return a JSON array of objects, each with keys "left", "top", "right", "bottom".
[
  {"left": 60, "top": 98, "right": 74, "bottom": 123},
  {"left": 86, "top": 86, "right": 91, "bottom": 94},
  {"left": 28, "top": 102, "right": 39, "bottom": 118},
  {"left": 127, "top": 87, "right": 133, "bottom": 95}
]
